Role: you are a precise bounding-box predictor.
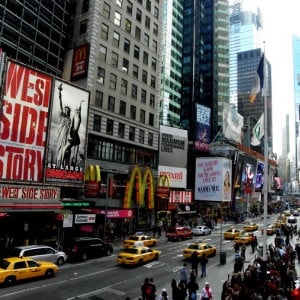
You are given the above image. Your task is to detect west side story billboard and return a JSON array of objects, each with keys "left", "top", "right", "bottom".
[
  {"left": 158, "top": 125, "right": 188, "bottom": 188},
  {"left": 195, "top": 104, "right": 211, "bottom": 152},
  {"left": 195, "top": 157, "right": 232, "bottom": 202},
  {"left": 0, "top": 60, "right": 89, "bottom": 185}
]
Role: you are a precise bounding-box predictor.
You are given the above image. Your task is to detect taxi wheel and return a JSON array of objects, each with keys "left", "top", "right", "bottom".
[
  {"left": 45, "top": 269, "right": 54, "bottom": 278},
  {"left": 106, "top": 249, "right": 113, "bottom": 256},
  {"left": 4, "top": 276, "right": 15, "bottom": 286},
  {"left": 82, "top": 253, "right": 88, "bottom": 261},
  {"left": 152, "top": 241, "right": 157, "bottom": 246},
  {"left": 138, "top": 259, "right": 143, "bottom": 266},
  {"left": 155, "top": 254, "right": 159, "bottom": 260}
]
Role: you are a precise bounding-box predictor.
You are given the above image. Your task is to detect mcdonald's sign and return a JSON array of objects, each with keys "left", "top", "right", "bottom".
[
  {"left": 71, "top": 43, "right": 89, "bottom": 81},
  {"left": 123, "top": 166, "right": 154, "bottom": 209},
  {"left": 156, "top": 175, "right": 170, "bottom": 198},
  {"left": 84, "top": 165, "right": 101, "bottom": 197}
]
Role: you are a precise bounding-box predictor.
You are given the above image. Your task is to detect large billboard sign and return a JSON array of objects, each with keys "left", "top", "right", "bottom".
[
  {"left": 254, "top": 162, "right": 264, "bottom": 191},
  {"left": 241, "top": 156, "right": 257, "bottom": 194},
  {"left": 0, "top": 61, "right": 52, "bottom": 182},
  {"left": 158, "top": 166, "right": 187, "bottom": 188},
  {"left": 195, "top": 104, "right": 211, "bottom": 152},
  {"left": 45, "top": 79, "right": 89, "bottom": 183},
  {"left": 195, "top": 157, "right": 232, "bottom": 202},
  {"left": 71, "top": 43, "right": 89, "bottom": 81}
]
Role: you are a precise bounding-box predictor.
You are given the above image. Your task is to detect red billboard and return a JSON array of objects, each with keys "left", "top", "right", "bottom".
[
  {"left": 45, "top": 79, "right": 89, "bottom": 184},
  {"left": 0, "top": 61, "right": 52, "bottom": 182},
  {"left": 71, "top": 44, "right": 89, "bottom": 81}
]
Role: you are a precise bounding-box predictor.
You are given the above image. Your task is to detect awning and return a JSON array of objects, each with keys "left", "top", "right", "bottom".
[{"left": 0, "top": 203, "right": 64, "bottom": 212}]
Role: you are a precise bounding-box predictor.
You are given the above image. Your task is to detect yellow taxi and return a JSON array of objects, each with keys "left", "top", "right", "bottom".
[
  {"left": 223, "top": 227, "right": 241, "bottom": 239},
  {"left": 182, "top": 242, "right": 217, "bottom": 259},
  {"left": 0, "top": 257, "right": 58, "bottom": 286},
  {"left": 122, "top": 234, "right": 157, "bottom": 248},
  {"left": 116, "top": 246, "right": 161, "bottom": 266},
  {"left": 243, "top": 222, "right": 258, "bottom": 232},
  {"left": 261, "top": 224, "right": 276, "bottom": 235},
  {"left": 275, "top": 216, "right": 287, "bottom": 228},
  {"left": 234, "top": 232, "right": 252, "bottom": 245}
]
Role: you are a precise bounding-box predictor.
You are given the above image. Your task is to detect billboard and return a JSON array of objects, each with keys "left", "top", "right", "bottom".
[
  {"left": 195, "top": 157, "right": 232, "bottom": 201},
  {"left": 222, "top": 103, "right": 244, "bottom": 143},
  {"left": 195, "top": 104, "right": 211, "bottom": 152},
  {"left": 71, "top": 43, "right": 89, "bottom": 81},
  {"left": 159, "top": 125, "right": 188, "bottom": 168},
  {"left": 45, "top": 79, "right": 89, "bottom": 183},
  {"left": 254, "top": 162, "right": 264, "bottom": 191},
  {"left": 241, "top": 156, "right": 257, "bottom": 194},
  {"left": 0, "top": 60, "right": 52, "bottom": 182},
  {"left": 158, "top": 165, "right": 187, "bottom": 188}
]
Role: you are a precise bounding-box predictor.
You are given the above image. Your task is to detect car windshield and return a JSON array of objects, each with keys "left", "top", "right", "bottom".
[
  {"left": 128, "top": 236, "right": 139, "bottom": 241},
  {"left": 188, "top": 244, "right": 200, "bottom": 249},
  {"left": 123, "top": 248, "right": 138, "bottom": 254},
  {"left": 0, "top": 259, "right": 10, "bottom": 269}
]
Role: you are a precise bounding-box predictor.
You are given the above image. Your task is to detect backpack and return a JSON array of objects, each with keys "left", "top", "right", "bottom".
[{"left": 145, "top": 284, "right": 153, "bottom": 296}]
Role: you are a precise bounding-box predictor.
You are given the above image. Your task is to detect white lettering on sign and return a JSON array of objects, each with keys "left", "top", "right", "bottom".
[{"left": 75, "top": 214, "right": 96, "bottom": 224}]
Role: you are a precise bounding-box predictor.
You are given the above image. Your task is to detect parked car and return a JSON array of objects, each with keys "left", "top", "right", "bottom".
[
  {"left": 122, "top": 234, "right": 157, "bottom": 248},
  {"left": 183, "top": 242, "right": 217, "bottom": 259},
  {"left": 64, "top": 237, "right": 113, "bottom": 261},
  {"left": 165, "top": 226, "right": 193, "bottom": 242},
  {"left": 0, "top": 257, "right": 58, "bottom": 286},
  {"left": 192, "top": 226, "right": 212, "bottom": 236},
  {"left": 9, "top": 245, "right": 67, "bottom": 266},
  {"left": 116, "top": 246, "right": 161, "bottom": 267}
]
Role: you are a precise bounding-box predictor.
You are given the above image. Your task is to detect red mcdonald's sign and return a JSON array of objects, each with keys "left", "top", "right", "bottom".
[{"left": 71, "top": 43, "right": 89, "bottom": 81}]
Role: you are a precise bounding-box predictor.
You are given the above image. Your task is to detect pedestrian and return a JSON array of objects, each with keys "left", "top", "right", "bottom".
[
  {"left": 171, "top": 279, "right": 180, "bottom": 300},
  {"left": 153, "top": 225, "right": 157, "bottom": 238},
  {"left": 200, "top": 282, "right": 213, "bottom": 300},
  {"left": 178, "top": 280, "right": 187, "bottom": 299},
  {"left": 200, "top": 253, "right": 208, "bottom": 277},
  {"left": 141, "top": 277, "right": 156, "bottom": 300},
  {"left": 187, "top": 277, "right": 199, "bottom": 300},
  {"left": 250, "top": 234, "right": 256, "bottom": 253},
  {"left": 158, "top": 288, "right": 168, "bottom": 300},
  {"left": 179, "top": 263, "right": 189, "bottom": 286},
  {"left": 234, "top": 241, "right": 240, "bottom": 253},
  {"left": 157, "top": 226, "right": 162, "bottom": 238},
  {"left": 241, "top": 245, "right": 246, "bottom": 261},
  {"left": 191, "top": 251, "right": 199, "bottom": 276}
]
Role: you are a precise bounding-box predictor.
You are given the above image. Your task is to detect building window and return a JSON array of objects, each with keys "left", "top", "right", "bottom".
[
  {"left": 95, "top": 90, "right": 103, "bottom": 107},
  {"left": 133, "top": 64, "right": 139, "bottom": 79},
  {"left": 143, "top": 51, "right": 148, "bottom": 65},
  {"left": 97, "top": 67, "right": 105, "bottom": 84},
  {"left": 131, "top": 84, "right": 137, "bottom": 98},
  {"left": 150, "top": 94, "right": 155, "bottom": 107},
  {"left": 145, "top": 16, "right": 150, "bottom": 29},
  {"left": 144, "top": 33, "right": 149, "bottom": 47},
  {"left": 80, "top": 20, "right": 88, "bottom": 35},
  {"left": 111, "top": 51, "right": 118, "bottom": 67},
  {"left": 82, "top": 0, "right": 89, "bottom": 13},
  {"left": 149, "top": 113, "right": 154, "bottom": 126},
  {"left": 134, "top": 45, "right": 140, "bottom": 60},
  {"left": 116, "top": 0, "right": 123, "bottom": 7},
  {"left": 150, "top": 75, "right": 156, "bottom": 88},
  {"left": 154, "top": 6, "right": 159, "bottom": 19},
  {"left": 127, "top": 1, "right": 132, "bottom": 14},
  {"left": 146, "top": 0, "right": 151, "bottom": 11},
  {"left": 99, "top": 44, "right": 107, "bottom": 61},
  {"left": 93, "top": 115, "right": 101, "bottom": 132},
  {"left": 109, "top": 73, "right": 117, "bottom": 90},
  {"left": 114, "top": 11, "right": 121, "bottom": 27},
  {"left": 139, "top": 129, "right": 145, "bottom": 144},
  {"left": 152, "top": 40, "right": 157, "bottom": 53},
  {"left": 153, "top": 23, "right": 158, "bottom": 36},
  {"left": 142, "top": 70, "right": 147, "bottom": 84},
  {"left": 122, "top": 58, "right": 129, "bottom": 73},
  {"left": 135, "top": 27, "right": 141, "bottom": 41},
  {"left": 141, "top": 89, "right": 146, "bottom": 103},
  {"left": 101, "top": 23, "right": 109, "bottom": 40},
  {"left": 130, "top": 105, "right": 136, "bottom": 120},
  {"left": 137, "top": 0, "right": 142, "bottom": 4},
  {"left": 106, "top": 119, "right": 114, "bottom": 135},
  {"left": 129, "top": 126, "right": 135, "bottom": 141},
  {"left": 118, "top": 123, "right": 125, "bottom": 138},
  {"left": 113, "top": 31, "right": 120, "bottom": 47},
  {"left": 108, "top": 95, "right": 115, "bottom": 112},
  {"left": 124, "top": 38, "right": 130, "bottom": 53},
  {"left": 136, "top": 8, "right": 142, "bottom": 22},
  {"left": 148, "top": 132, "right": 153, "bottom": 146},
  {"left": 103, "top": 2, "right": 110, "bottom": 18},
  {"left": 121, "top": 79, "right": 128, "bottom": 95},
  {"left": 119, "top": 100, "right": 126, "bottom": 116},
  {"left": 125, "top": 19, "right": 131, "bottom": 33},
  {"left": 151, "top": 57, "right": 157, "bottom": 71},
  {"left": 140, "top": 109, "right": 145, "bottom": 123}
]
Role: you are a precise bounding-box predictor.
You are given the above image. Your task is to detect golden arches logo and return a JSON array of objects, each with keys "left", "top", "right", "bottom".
[
  {"left": 156, "top": 175, "right": 170, "bottom": 198},
  {"left": 74, "top": 45, "right": 87, "bottom": 62},
  {"left": 123, "top": 166, "right": 154, "bottom": 209},
  {"left": 84, "top": 165, "right": 101, "bottom": 182},
  {"left": 157, "top": 175, "right": 170, "bottom": 188}
]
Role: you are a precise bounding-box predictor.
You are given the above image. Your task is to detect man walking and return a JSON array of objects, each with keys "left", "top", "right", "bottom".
[
  {"left": 179, "top": 263, "right": 188, "bottom": 286},
  {"left": 200, "top": 253, "right": 208, "bottom": 277}
]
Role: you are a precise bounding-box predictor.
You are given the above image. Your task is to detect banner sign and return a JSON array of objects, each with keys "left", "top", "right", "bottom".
[
  {"left": 169, "top": 190, "right": 193, "bottom": 203},
  {"left": 158, "top": 166, "right": 187, "bottom": 188},
  {"left": 195, "top": 157, "right": 232, "bottom": 201},
  {"left": 0, "top": 184, "right": 60, "bottom": 200},
  {"left": 0, "top": 61, "right": 52, "bottom": 182},
  {"left": 74, "top": 214, "right": 96, "bottom": 224},
  {"left": 241, "top": 156, "right": 257, "bottom": 194},
  {"left": 71, "top": 43, "right": 89, "bottom": 81},
  {"left": 45, "top": 79, "right": 89, "bottom": 184},
  {"left": 195, "top": 104, "right": 211, "bottom": 152}
]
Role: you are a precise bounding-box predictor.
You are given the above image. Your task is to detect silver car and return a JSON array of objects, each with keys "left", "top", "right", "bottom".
[
  {"left": 10, "top": 245, "right": 67, "bottom": 265},
  {"left": 192, "top": 225, "right": 212, "bottom": 236}
]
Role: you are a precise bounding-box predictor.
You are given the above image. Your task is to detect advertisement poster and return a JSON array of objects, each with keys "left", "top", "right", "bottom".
[
  {"left": 254, "top": 162, "right": 264, "bottom": 191},
  {"left": 45, "top": 79, "right": 89, "bottom": 183},
  {"left": 0, "top": 60, "right": 52, "bottom": 182},
  {"left": 195, "top": 104, "right": 211, "bottom": 152},
  {"left": 195, "top": 157, "right": 232, "bottom": 201},
  {"left": 241, "top": 156, "right": 257, "bottom": 194}
]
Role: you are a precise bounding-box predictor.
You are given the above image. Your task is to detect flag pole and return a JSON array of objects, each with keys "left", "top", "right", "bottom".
[{"left": 262, "top": 42, "right": 268, "bottom": 260}]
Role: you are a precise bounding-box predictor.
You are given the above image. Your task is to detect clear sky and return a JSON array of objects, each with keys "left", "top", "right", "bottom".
[{"left": 260, "top": 0, "right": 300, "bottom": 155}]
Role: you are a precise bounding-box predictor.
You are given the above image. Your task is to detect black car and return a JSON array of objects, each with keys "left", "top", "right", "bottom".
[{"left": 64, "top": 237, "right": 113, "bottom": 261}]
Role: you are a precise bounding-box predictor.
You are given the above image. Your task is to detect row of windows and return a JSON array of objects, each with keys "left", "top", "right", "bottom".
[{"left": 93, "top": 115, "right": 154, "bottom": 143}]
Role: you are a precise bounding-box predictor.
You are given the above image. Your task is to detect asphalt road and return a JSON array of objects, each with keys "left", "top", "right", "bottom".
[{"left": 0, "top": 213, "right": 297, "bottom": 300}]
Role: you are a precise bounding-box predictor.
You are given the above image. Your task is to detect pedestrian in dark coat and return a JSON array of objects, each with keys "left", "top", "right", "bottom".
[
  {"left": 191, "top": 251, "right": 199, "bottom": 276},
  {"left": 199, "top": 253, "right": 208, "bottom": 277}
]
